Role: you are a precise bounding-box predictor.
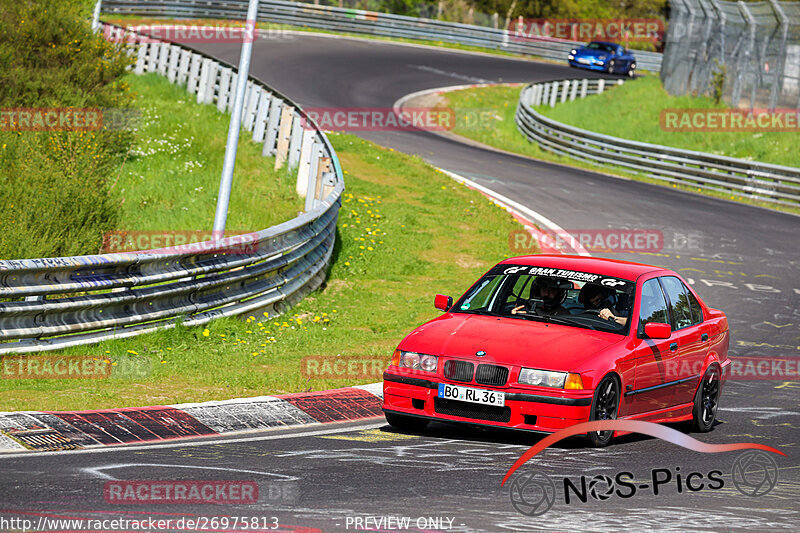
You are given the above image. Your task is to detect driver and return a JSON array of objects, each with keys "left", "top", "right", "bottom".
[
  {"left": 512, "top": 277, "right": 570, "bottom": 316},
  {"left": 579, "top": 284, "right": 628, "bottom": 326}
]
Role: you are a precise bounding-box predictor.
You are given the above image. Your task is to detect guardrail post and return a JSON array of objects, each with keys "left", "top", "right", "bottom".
[
  {"left": 296, "top": 129, "right": 316, "bottom": 197},
  {"left": 597, "top": 79, "right": 605, "bottom": 94},
  {"left": 243, "top": 86, "right": 261, "bottom": 131},
  {"left": 147, "top": 42, "right": 159, "bottom": 73},
  {"left": 167, "top": 45, "right": 180, "bottom": 83},
  {"left": 549, "top": 81, "right": 558, "bottom": 107},
  {"left": 288, "top": 113, "right": 304, "bottom": 170},
  {"left": 304, "top": 143, "right": 324, "bottom": 212},
  {"left": 197, "top": 58, "right": 212, "bottom": 104},
  {"left": 92, "top": 0, "right": 102, "bottom": 32},
  {"left": 158, "top": 42, "right": 170, "bottom": 76},
  {"left": 204, "top": 62, "right": 219, "bottom": 105},
  {"left": 177, "top": 50, "right": 191, "bottom": 86},
  {"left": 580, "top": 78, "right": 588, "bottom": 98},
  {"left": 217, "top": 68, "right": 232, "bottom": 113},
  {"left": 227, "top": 73, "right": 239, "bottom": 113},
  {"left": 135, "top": 43, "right": 147, "bottom": 75},
  {"left": 569, "top": 79, "right": 579, "bottom": 101},
  {"left": 541, "top": 83, "right": 549, "bottom": 106},
  {"left": 561, "top": 80, "right": 570, "bottom": 103},
  {"left": 253, "top": 92, "right": 271, "bottom": 142},
  {"left": 274, "top": 105, "right": 295, "bottom": 170},
  {"left": 262, "top": 98, "right": 283, "bottom": 157},
  {"left": 187, "top": 54, "right": 202, "bottom": 93}
]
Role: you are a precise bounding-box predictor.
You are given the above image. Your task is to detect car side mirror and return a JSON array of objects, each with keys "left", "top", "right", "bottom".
[
  {"left": 434, "top": 294, "right": 453, "bottom": 311},
  {"left": 643, "top": 322, "right": 671, "bottom": 339}
]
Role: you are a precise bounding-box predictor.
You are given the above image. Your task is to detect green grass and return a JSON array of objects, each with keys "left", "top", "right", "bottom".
[
  {"left": 113, "top": 73, "right": 301, "bottom": 242},
  {"left": 540, "top": 76, "right": 798, "bottom": 167},
  {"left": 0, "top": 136, "right": 527, "bottom": 412},
  {"left": 445, "top": 79, "right": 800, "bottom": 214}
]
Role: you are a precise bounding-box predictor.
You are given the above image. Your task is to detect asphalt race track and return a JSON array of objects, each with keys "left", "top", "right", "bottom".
[{"left": 1, "top": 33, "right": 798, "bottom": 532}]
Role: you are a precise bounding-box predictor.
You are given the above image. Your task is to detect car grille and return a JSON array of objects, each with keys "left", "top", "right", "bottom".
[
  {"left": 434, "top": 398, "right": 512, "bottom": 423},
  {"left": 475, "top": 364, "right": 509, "bottom": 386},
  {"left": 443, "top": 360, "right": 474, "bottom": 382}
]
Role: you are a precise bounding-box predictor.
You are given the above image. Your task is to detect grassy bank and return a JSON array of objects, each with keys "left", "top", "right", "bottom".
[
  {"left": 1, "top": 134, "right": 526, "bottom": 412},
  {"left": 445, "top": 78, "right": 799, "bottom": 213},
  {"left": 114, "top": 73, "right": 301, "bottom": 239}
]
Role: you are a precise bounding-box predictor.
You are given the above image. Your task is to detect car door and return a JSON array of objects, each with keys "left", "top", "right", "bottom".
[
  {"left": 659, "top": 276, "right": 710, "bottom": 406},
  {"left": 626, "top": 278, "right": 677, "bottom": 415}
]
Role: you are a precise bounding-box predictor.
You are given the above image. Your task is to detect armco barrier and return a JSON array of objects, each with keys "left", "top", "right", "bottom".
[
  {"left": 515, "top": 79, "right": 800, "bottom": 208},
  {"left": 0, "top": 23, "right": 344, "bottom": 354},
  {"left": 100, "top": 0, "right": 664, "bottom": 71}
]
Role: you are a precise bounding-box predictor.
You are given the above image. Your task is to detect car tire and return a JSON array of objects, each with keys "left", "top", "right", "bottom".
[
  {"left": 627, "top": 66, "right": 635, "bottom": 78},
  {"left": 605, "top": 60, "right": 615, "bottom": 74},
  {"left": 586, "top": 375, "right": 620, "bottom": 447},
  {"left": 691, "top": 365, "right": 721, "bottom": 432},
  {"left": 385, "top": 412, "right": 429, "bottom": 432}
]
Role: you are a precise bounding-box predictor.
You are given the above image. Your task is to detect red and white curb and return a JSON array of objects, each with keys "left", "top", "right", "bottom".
[{"left": 0, "top": 383, "right": 383, "bottom": 453}]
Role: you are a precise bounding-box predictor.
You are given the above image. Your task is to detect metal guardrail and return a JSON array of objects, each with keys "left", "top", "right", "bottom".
[
  {"left": 100, "top": 0, "right": 664, "bottom": 71},
  {"left": 515, "top": 79, "right": 800, "bottom": 208},
  {"left": 0, "top": 22, "right": 344, "bottom": 354}
]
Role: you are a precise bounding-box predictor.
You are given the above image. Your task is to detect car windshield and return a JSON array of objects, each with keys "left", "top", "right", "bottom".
[
  {"left": 452, "top": 264, "right": 635, "bottom": 334},
  {"left": 585, "top": 42, "right": 616, "bottom": 53}
]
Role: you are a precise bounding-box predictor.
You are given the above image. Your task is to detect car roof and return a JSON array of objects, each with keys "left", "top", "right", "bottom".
[
  {"left": 498, "top": 254, "right": 666, "bottom": 281},
  {"left": 589, "top": 41, "right": 619, "bottom": 47}
]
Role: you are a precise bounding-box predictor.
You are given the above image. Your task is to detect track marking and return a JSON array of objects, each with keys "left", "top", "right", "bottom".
[
  {"left": 318, "top": 429, "right": 419, "bottom": 442},
  {"left": 81, "top": 463, "right": 298, "bottom": 481}
]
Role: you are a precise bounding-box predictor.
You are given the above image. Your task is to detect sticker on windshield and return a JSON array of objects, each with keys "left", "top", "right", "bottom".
[{"left": 491, "top": 265, "right": 634, "bottom": 292}]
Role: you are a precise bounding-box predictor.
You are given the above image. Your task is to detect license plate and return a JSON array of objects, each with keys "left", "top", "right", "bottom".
[
  {"left": 438, "top": 383, "right": 505, "bottom": 407},
  {"left": 577, "top": 57, "right": 591, "bottom": 64}
]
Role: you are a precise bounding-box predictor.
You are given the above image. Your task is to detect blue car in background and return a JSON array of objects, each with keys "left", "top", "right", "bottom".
[{"left": 568, "top": 41, "right": 636, "bottom": 77}]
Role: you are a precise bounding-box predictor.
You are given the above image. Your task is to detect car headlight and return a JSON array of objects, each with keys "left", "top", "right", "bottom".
[
  {"left": 596, "top": 61, "right": 605, "bottom": 65},
  {"left": 571, "top": 49, "right": 577, "bottom": 55},
  {"left": 568, "top": 54, "right": 574, "bottom": 60},
  {"left": 397, "top": 351, "right": 438, "bottom": 372},
  {"left": 519, "top": 368, "right": 584, "bottom": 389}
]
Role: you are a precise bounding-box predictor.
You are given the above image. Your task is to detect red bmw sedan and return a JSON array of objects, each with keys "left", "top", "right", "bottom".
[{"left": 383, "top": 255, "right": 730, "bottom": 446}]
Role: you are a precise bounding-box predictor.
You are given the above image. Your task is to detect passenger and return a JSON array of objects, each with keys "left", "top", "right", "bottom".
[{"left": 579, "top": 283, "right": 628, "bottom": 326}]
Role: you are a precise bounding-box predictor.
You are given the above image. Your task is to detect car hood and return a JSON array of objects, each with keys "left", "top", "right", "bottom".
[{"left": 399, "top": 313, "right": 625, "bottom": 372}]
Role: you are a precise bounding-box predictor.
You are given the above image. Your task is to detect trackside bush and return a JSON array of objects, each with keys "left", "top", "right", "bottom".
[{"left": 0, "top": 0, "right": 133, "bottom": 259}]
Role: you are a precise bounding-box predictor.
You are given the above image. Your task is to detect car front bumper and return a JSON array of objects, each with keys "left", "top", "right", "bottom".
[
  {"left": 383, "top": 371, "right": 594, "bottom": 433},
  {"left": 568, "top": 59, "right": 607, "bottom": 71}
]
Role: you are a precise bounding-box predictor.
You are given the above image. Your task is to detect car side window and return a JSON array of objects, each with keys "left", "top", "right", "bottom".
[
  {"left": 687, "top": 288, "right": 703, "bottom": 325},
  {"left": 639, "top": 279, "right": 669, "bottom": 327},
  {"left": 660, "top": 276, "right": 693, "bottom": 330}
]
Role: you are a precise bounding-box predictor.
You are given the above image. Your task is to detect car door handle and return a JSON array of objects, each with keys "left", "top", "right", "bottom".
[
  {"left": 701, "top": 333, "right": 709, "bottom": 342},
  {"left": 670, "top": 342, "right": 678, "bottom": 352}
]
